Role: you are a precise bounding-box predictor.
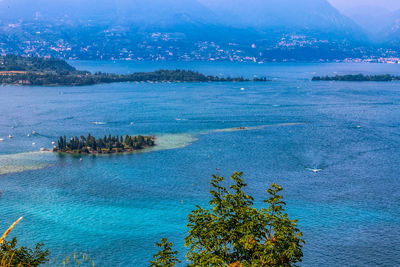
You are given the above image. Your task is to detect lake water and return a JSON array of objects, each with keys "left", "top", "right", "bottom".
[{"left": 0, "top": 61, "right": 400, "bottom": 266}]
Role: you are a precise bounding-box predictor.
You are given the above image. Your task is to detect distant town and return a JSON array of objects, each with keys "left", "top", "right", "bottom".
[{"left": 1, "top": 26, "right": 398, "bottom": 63}]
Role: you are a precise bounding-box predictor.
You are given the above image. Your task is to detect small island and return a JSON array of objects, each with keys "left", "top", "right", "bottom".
[
  {"left": 0, "top": 55, "right": 269, "bottom": 86},
  {"left": 312, "top": 74, "right": 400, "bottom": 82},
  {"left": 54, "top": 134, "right": 155, "bottom": 154}
]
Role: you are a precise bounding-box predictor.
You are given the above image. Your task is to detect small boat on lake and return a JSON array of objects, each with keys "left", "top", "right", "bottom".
[{"left": 306, "top": 168, "right": 322, "bottom": 173}]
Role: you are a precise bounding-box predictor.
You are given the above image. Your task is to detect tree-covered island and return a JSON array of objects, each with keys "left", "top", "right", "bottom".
[
  {"left": 54, "top": 134, "right": 155, "bottom": 154},
  {"left": 312, "top": 74, "right": 400, "bottom": 82},
  {"left": 0, "top": 55, "right": 269, "bottom": 86}
]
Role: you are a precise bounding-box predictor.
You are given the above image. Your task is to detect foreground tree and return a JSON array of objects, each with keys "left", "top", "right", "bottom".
[
  {"left": 184, "top": 172, "right": 304, "bottom": 266},
  {"left": 0, "top": 238, "right": 49, "bottom": 267},
  {"left": 150, "top": 238, "right": 181, "bottom": 267},
  {"left": 0, "top": 217, "right": 49, "bottom": 267}
]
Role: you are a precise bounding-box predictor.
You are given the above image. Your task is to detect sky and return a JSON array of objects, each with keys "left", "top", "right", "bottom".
[
  {"left": 0, "top": 0, "right": 400, "bottom": 11},
  {"left": 1, "top": 0, "right": 400, "bottom": 13},
  {"left": 329, "top": 0, "right": 400, "bottom": 11}
]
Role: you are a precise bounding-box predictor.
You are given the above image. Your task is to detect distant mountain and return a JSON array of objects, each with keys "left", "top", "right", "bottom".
[
  {"left": 336, "top": 5, "right": 394, "bottom": 40},
  {"left": 0, "top": 0, "right": 363, "bottom": 38},
  {"left": 329, "top": 0, "right": 400, "bottom": 12},
  {"left": 378, "top": 11, "right": 400, "bottom": 45},
  {"left": 200, "top": 0, "right": 364, "bottom": 39},
  {"left": 0, "top": 0, "right": 212, "bottom": 26},
  {"left": 114, "top": 0, "right": 214, "bottom": 26},
  {"left": 329, "top": 0, "right": 400, "bottom": 46},
  {"left": 344, "top": 7, "right": 400, "bottom": 46},
  {"left": 0, "top": 0, "right": 377, "bottom": 61},
  {"left": 0, "top": 0, "right": 117, "bottom": 23}
]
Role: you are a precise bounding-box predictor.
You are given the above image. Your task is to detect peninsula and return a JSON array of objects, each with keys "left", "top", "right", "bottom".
[
  {"left": 54, "top": 134, "right": 155, "bottom": 154},
  {"left": 0, "top": 55, "right": 268, "bottom": 86},
  {"left": 312, "top": 74, "right": 400, "bottom": 82}
]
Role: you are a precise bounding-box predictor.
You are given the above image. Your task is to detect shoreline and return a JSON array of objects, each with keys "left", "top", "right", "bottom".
[{"left": 53, "top": 145, "right": 154, "bottom": 155}]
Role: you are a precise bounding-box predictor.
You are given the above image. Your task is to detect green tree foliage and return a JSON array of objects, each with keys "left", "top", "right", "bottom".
[
  {"left": 150, "top": 238, "right": 181, "bottom": 267},
  {"left": 312, "top": 74, "right": 400, "bottom": 82},
  {"left": 0, "top": 55, "right": 271, "bottom": 86},
  {"left": 0, "top": 237, "right": 49, "bottom": 267},
  {"left": 0, "top": 54, "right": 76, "bottom": 73},
  {"left": 184, "top": 172, "right": 304, "bottom": 266},
  {"left": 54, "top": 134, "right": 155, "bottom": 154}
]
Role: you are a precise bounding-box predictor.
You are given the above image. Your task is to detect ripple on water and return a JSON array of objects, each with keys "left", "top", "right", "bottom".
[
  {"left": 0, "top": 151, "right": 56, "bottom": 176},
  {"left": 0, "top": 124, "right": 305, "bottom": 175},
  {"left": 0, "top": 134, "right": 198, "bottom": 175}
]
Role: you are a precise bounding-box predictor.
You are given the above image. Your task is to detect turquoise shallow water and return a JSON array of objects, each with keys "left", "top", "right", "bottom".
[{"left": 0, "top": 62, "right": 400, "bottom": 266}]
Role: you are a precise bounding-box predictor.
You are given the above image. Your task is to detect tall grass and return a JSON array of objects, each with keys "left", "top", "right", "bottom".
[
  {"left": 0, "top": 217, "right": 23, "bottom": 245},
  {"left": 0, "top": 217, "right": 23, "bottom": 267},
  {"left": 1, "top": 217, "right": 94, "bottom": 267},
  {"left": 53, "top": 253, "right": 95, "bottom": 267}
]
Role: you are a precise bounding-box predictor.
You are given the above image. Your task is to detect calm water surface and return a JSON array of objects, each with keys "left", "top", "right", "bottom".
[{"left": 0, "top": 62, "right": 399, "bottom": 266}]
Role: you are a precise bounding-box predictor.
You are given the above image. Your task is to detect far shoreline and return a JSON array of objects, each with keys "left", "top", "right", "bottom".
[{"left": 0, "top": 55, "right": 270, "bottom": 87}]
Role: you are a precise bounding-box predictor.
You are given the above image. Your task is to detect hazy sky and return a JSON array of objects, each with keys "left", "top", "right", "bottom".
[
  {"left": 329, "top": 0, "right": 400, "bottom": 11},
  {"left": 1, "top": 0, "right": 400, "bottom": 12}
]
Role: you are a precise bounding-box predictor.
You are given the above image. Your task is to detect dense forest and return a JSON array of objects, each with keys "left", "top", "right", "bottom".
[
  {"left": 0, "top": 55, "right": 269, "bottom": 86},
  {"left": 54, "top": 134, "right": 155, "bottom": 154},
  {"left": 0, "top": 54, "right": 79, "bottom": 73},
  {"left": 312, "top": 74, "right": 400, "bottom": 81}
]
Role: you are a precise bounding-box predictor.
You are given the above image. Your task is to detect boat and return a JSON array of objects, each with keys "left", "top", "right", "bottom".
[
  {"left": 306, "top": 168, "right": 322, "bottom": 173},
  {"left": 0, "top": 138, "right": 4, "bottom": 142},
  {"left": 8, "top": 135, "right": 12, "bottom": 139},
  {"left": 240, "top": 87, "right": 245, "bottom": 91},
  {"left": 32, "top": 130, "right": 37, "bottom": 134},
  {"left": 40, "top": 147, "right": 50, "bottom": 151}
]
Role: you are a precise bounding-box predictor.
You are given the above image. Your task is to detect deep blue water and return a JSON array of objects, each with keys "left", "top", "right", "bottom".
[{"left": 0, "top": 62, "right": 400, "bottom": 266}]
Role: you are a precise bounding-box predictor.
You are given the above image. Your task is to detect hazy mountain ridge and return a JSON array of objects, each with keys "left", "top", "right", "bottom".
[
  {"left": 201, "top": 0, "right": 356, "bottom": 29},
  {"left": 0, "top": 0, "right": 212, "bottom": 26},
  {"left": 0, "top": 0, "right": 395, "bottom": 60},
  {"left": 0, "top": 0, "right": 363, "bottom": 37},
  {"left": 332, "top": 2, "right": 400, "bottom": 45}
]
